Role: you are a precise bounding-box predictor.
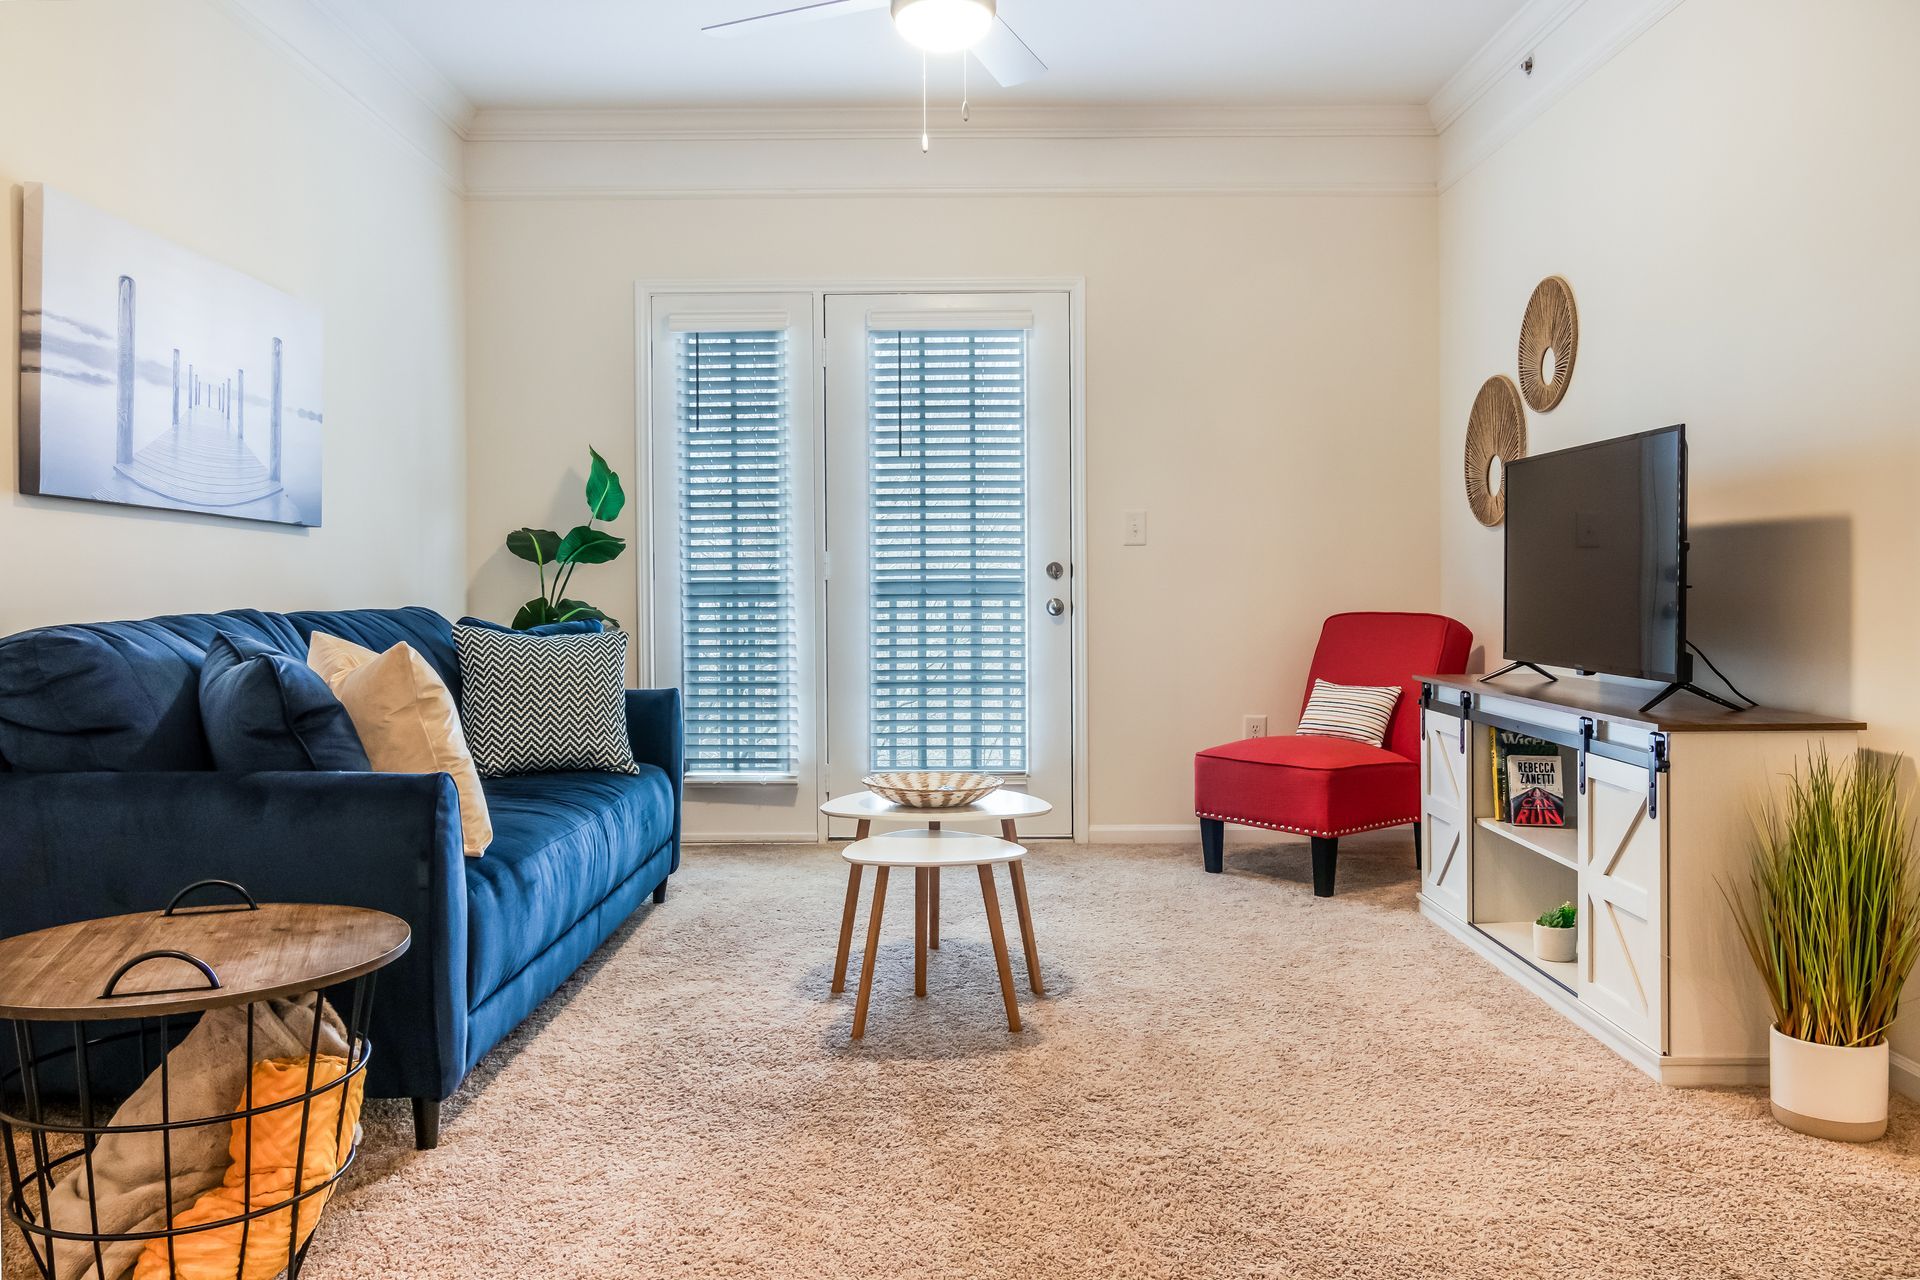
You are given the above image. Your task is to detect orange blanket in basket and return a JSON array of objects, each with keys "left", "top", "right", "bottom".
[{"left": 134, "top": 1054, "right": 363, "bottom": 1280}]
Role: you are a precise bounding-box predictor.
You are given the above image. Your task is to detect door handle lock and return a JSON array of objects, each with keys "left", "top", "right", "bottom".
[{"left": 1045, "top": 598, "right": 1066, "bottom": 617}]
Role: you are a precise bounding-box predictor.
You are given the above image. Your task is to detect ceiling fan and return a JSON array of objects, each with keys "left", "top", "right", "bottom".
[{"left": 702, "top": 0, "right": 1048, "bottom": 88}]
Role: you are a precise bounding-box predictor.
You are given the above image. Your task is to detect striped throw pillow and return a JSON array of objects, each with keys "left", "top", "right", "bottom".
[{"left": 1296, "top": 678, "right": 1402, "bottom": 748}]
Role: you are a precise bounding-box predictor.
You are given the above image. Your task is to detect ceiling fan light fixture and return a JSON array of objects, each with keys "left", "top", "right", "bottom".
[{"left": 890, "top": 0, "right": 995, "bottom": 53}]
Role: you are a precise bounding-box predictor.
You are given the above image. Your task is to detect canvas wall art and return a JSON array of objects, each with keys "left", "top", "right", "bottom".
[{"left": 19, "top": 183, "right": 323, "bottom": 526}]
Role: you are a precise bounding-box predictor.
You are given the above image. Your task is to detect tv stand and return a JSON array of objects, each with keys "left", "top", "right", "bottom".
[
  {"left": 1480, "top": 660, "right": 1556, "bottom": 684},
  {"left": 1638, "top": 680, "right": 1749, "bottom": 715},
  {"left": 1416, "top": 673, "right": 1863, "bottom": 1086}
]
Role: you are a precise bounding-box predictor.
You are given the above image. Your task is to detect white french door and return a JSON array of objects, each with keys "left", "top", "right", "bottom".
[
  {"left": 647, "top": 288, "right": 1075, "bottom": 841},
  {"left": 824, "top": 293, "right": 1074, "bottom": 838}
]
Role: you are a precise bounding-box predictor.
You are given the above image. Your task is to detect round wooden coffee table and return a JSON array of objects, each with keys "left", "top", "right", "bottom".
[{"left": 832, "top": 830, "right": 1042, "bottom": 1039}]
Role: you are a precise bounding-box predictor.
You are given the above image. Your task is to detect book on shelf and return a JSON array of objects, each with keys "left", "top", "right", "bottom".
[{"left": 1492, "top": 730, "right": 1575, "bottom": 828}]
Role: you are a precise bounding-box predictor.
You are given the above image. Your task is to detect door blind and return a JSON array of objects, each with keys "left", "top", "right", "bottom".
[
  {"left": 867, "top": 329, "right": 1028, "bottom": 772},
  {"left": 677, "top": 330, "right": 796, "bottom": 777}
]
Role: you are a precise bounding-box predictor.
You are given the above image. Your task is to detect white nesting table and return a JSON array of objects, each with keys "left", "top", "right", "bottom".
[
  {"left": 821, "top": 789, "right": 1052, "bottom": 957},
  {"left": 832, "top": 829, "right": 1042, "bottom": 1039},
  {"left": 820, "top": 788, "right": 1054, "bottom": 842}
]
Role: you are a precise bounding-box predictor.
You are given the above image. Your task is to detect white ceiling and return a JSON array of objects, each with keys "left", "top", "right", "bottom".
[{"left": 377, "top": 0, "right": 1534, "bottom": 112}]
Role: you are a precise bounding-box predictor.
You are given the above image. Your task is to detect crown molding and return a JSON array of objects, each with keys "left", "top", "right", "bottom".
[
  {"left": 209, "top": 0, "right": 470, "bottom": 187},
  {"left": 1425, "top": 0, "right": 1584, "bottom": 133},
  {"left": 465, "top": 103, "right": 1438, "bottom": 144},
  {"left": 464, "top": 124, "right": 1437, "bottom": 200},
  {"left": 1430, "top": 0, "right": 1690, "bottom": 191},
  {"left": 305, "top": 0, "right": 475, "bottom": 135}
]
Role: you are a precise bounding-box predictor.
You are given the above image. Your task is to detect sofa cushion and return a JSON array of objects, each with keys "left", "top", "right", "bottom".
[
  {"left": 465, "top": 767, "right": 674, "bottom": 1006},
  {"left": 0, "top": 610, "right": 301, "bottom": 772},
  {"left": 199, "top": 633, "right": 370, "bottom": 772},
  {"left": 285, "top": 608, "right": 462, "bottom": 701},
  {"left": 1194, "top": 733, "right": 1418, "bottom": 838},
  {"left": 0, "top": 608, "right": 452, "bottom": 773},
  {"left": 456, "top": 616, "right": 603, "bottom": 637}
]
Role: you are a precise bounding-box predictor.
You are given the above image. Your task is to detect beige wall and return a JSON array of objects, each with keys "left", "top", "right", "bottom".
[
  {"left": 465, "top": 194, "right": 1442, "bottom": 833},
  {"left": 0, "top": 0, "right": 467, "bottom": 630},
  {"left": 1436, "top": 0, "right": 1920, "bottom": 1065}
]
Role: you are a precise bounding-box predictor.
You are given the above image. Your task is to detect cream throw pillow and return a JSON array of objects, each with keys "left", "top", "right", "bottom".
[{"left": 307, "top": 632, "right": 493, "bottom": 857}]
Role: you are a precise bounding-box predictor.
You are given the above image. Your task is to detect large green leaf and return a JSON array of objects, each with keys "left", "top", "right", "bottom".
[
  {"left": 506, "top": 528, "right": 563, "bottom": 565},
  {"left": 511, "top": 597, "right": 560, "bottom": 629},
  {"left": 557, "top": 525, "right": 626, "bottom": 566},
  {"left": 585, "top": 447, "right": 626, "bottom": 522},
  {"left": 553, "top": 599, "right": 617, "bottom": 629}
]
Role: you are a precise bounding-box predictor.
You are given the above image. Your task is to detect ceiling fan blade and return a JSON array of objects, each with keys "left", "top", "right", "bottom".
[
  {"left": 701, "top": 0, "right": 889, "bottom": 38},
  {"left": 971, "top": 15, "right": 1047, "bottom": 86}
]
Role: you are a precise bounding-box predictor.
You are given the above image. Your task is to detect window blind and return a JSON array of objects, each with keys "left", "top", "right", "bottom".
[
  {"left": 867, "top": 329, "right": 1029, "bottom": 772},
  {"left": 677, "top": 330, "right": 797, "bottom": 777}
]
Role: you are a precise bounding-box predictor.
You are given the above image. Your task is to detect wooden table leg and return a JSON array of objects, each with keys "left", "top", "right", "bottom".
[
  {"left": 855, "top": 818, "right": 871, "bottom": 840},
  {"left": 832, "top": 863, "right": 863, "bottom": 993},
  {"left": 852, "top": 866, "right": 889, "bottom": 1039},
  {"left": 1007, "top": 861, "right": 1045, "bottom": 996},
  {"left": 914, "top": 868, "right": 928, "bottom": 998},
  {"left": 976, "top": 864, "right": 1023, "bottom": 1033},
  {"left": 1001, "top": 819, "right": 1018, "bottom": 842},
  {"left": 928, "top": 868, "right": 940, "bottom": 949}
]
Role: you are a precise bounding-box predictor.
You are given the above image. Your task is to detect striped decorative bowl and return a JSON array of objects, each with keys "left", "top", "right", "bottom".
[{"left": 862, "top": 771, "right": 1003, "bottom": 809}]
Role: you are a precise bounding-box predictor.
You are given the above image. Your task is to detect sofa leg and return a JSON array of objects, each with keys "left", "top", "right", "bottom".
[
  {"left": 1413, "top": 821, "right": 1422, "bottom": 870},
  {"left": 1310, "top": 837, "right": 1338, "bottom": 898},
  {"left": 412, "top": 1097, "right": 441, "bottom": 1151},
  {"left": 652, "top": 880, "right": 668, "bottom": 904},
  {"left": 1200, "top": 819, "right": 1225, "bottom": 873}
]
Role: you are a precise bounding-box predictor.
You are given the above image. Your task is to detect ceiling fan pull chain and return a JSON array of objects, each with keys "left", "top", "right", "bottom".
[{"left": 921, "top": 51, "right": 930, "bottom": 152}]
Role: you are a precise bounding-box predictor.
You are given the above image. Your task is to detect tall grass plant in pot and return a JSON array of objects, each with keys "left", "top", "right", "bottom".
[{"left": 1727, "top": 749, "right": 1920, "bottom": 1141}]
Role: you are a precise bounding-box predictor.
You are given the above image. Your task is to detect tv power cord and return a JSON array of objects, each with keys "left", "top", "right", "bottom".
[{"left": 1685, "top": 640, "right": 1761, "bottom": 709}]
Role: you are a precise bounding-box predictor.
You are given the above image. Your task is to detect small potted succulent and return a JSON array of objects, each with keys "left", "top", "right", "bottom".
[
  {"left": 1727, "top": 749, "right": 1920, "bottom": 1142},
  {"left": 1533, "top": 901, "right": 1577, "bottom": 963}
]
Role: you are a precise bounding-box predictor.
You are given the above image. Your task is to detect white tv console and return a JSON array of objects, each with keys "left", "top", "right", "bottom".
[{"left": 1418, "top": 673, "right": 1863, "bottom": 1086}]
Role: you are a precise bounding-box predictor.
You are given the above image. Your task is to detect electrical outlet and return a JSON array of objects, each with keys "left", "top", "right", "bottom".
[
  {"left": 1123, "top": 510, "right": 1148, "bottom": 546},
  {"left": 1243, "top": 715, "right": 1269, "bottom": 739}
]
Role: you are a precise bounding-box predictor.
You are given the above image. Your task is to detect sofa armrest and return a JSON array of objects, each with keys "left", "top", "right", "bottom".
[
  {"left": 0, "top": 769, "right": 469, "bottom": 1100},
  {"left": 625, "top": 688, "right": 684, "bottom": 871}
]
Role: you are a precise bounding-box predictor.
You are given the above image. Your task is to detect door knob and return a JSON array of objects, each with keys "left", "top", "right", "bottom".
[{"left": 1045, "top": 598, "right": 1066, "bottom": 617}]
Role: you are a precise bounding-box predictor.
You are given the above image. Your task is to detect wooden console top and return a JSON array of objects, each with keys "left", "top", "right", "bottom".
[{"left": 1420, "top": 672, "right": 1865, "bottom": 735}]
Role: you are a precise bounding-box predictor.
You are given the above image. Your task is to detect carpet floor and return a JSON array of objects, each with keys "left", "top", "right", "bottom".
[{"left": 19, "top": 837, "right": 1920, "bottom": 1278}]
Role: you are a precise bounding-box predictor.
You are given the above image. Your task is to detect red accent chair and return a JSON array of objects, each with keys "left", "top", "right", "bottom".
[{"left": 1194, "top": 611, "right": 1473, "bottom": 896}]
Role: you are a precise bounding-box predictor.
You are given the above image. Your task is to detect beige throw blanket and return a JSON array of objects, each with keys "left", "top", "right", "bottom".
[{"left": 47, "top": 998, "right": 351, "bottom": 1280}]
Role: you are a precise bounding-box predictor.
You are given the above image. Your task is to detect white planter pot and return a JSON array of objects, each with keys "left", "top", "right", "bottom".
[
  {"left": 1768, "top": 1025, "right": 1889, "bottom": 1142},
  {"left": 1531, "top": 923, "right": 1576, "bottom": 963}
]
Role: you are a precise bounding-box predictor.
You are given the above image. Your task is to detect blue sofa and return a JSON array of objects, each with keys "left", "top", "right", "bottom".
[{"left": 0, "top": 606, "right": 682, "bottom": 1149}]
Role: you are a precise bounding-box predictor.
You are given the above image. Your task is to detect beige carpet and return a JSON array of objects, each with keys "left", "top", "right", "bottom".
[{"left": 18, "top": 837, "right": 1920, "bottom": 1278}]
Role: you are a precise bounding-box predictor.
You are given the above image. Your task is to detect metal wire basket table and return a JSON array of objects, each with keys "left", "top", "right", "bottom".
[{"left": 0, "top": 879, "right": 409, "bottom": 1279}]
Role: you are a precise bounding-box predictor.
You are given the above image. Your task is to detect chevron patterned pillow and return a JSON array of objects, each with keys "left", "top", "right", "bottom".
[{"left": 453, "top": 625, "right": 640, "bottom": 777}]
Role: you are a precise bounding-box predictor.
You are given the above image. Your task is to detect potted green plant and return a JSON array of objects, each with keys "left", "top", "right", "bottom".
[
  {"left": 1727, "top": 749, "right": 1920, "bottom": 1142},
  {"left": 504, "top": 447, "right": 626, "bottom": 629},
  {"left": 1532, "top": 901, "right": 1576, "bottom": 963}
]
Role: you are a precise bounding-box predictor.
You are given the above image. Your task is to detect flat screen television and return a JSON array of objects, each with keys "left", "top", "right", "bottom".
[{"left": 1502, "top": 425, "right": 1689, "bottom": 684}]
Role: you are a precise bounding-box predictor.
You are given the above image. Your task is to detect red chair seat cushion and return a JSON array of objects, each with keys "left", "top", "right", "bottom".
[{"left": 1193, "top": 734, "right": 1417, "bottom": 839}]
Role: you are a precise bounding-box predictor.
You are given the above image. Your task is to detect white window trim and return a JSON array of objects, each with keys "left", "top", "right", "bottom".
[{"left": 634, "top": 278, "right": 1089, "bottom": 842}]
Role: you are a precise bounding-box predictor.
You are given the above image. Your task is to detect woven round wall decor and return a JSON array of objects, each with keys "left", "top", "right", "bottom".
[
  {"left": 1517, "top": 275, "right": 1578, "bottom": 412},
  {"left": 1464, "top": 374, "right": 1527, "bottom": 527}
]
